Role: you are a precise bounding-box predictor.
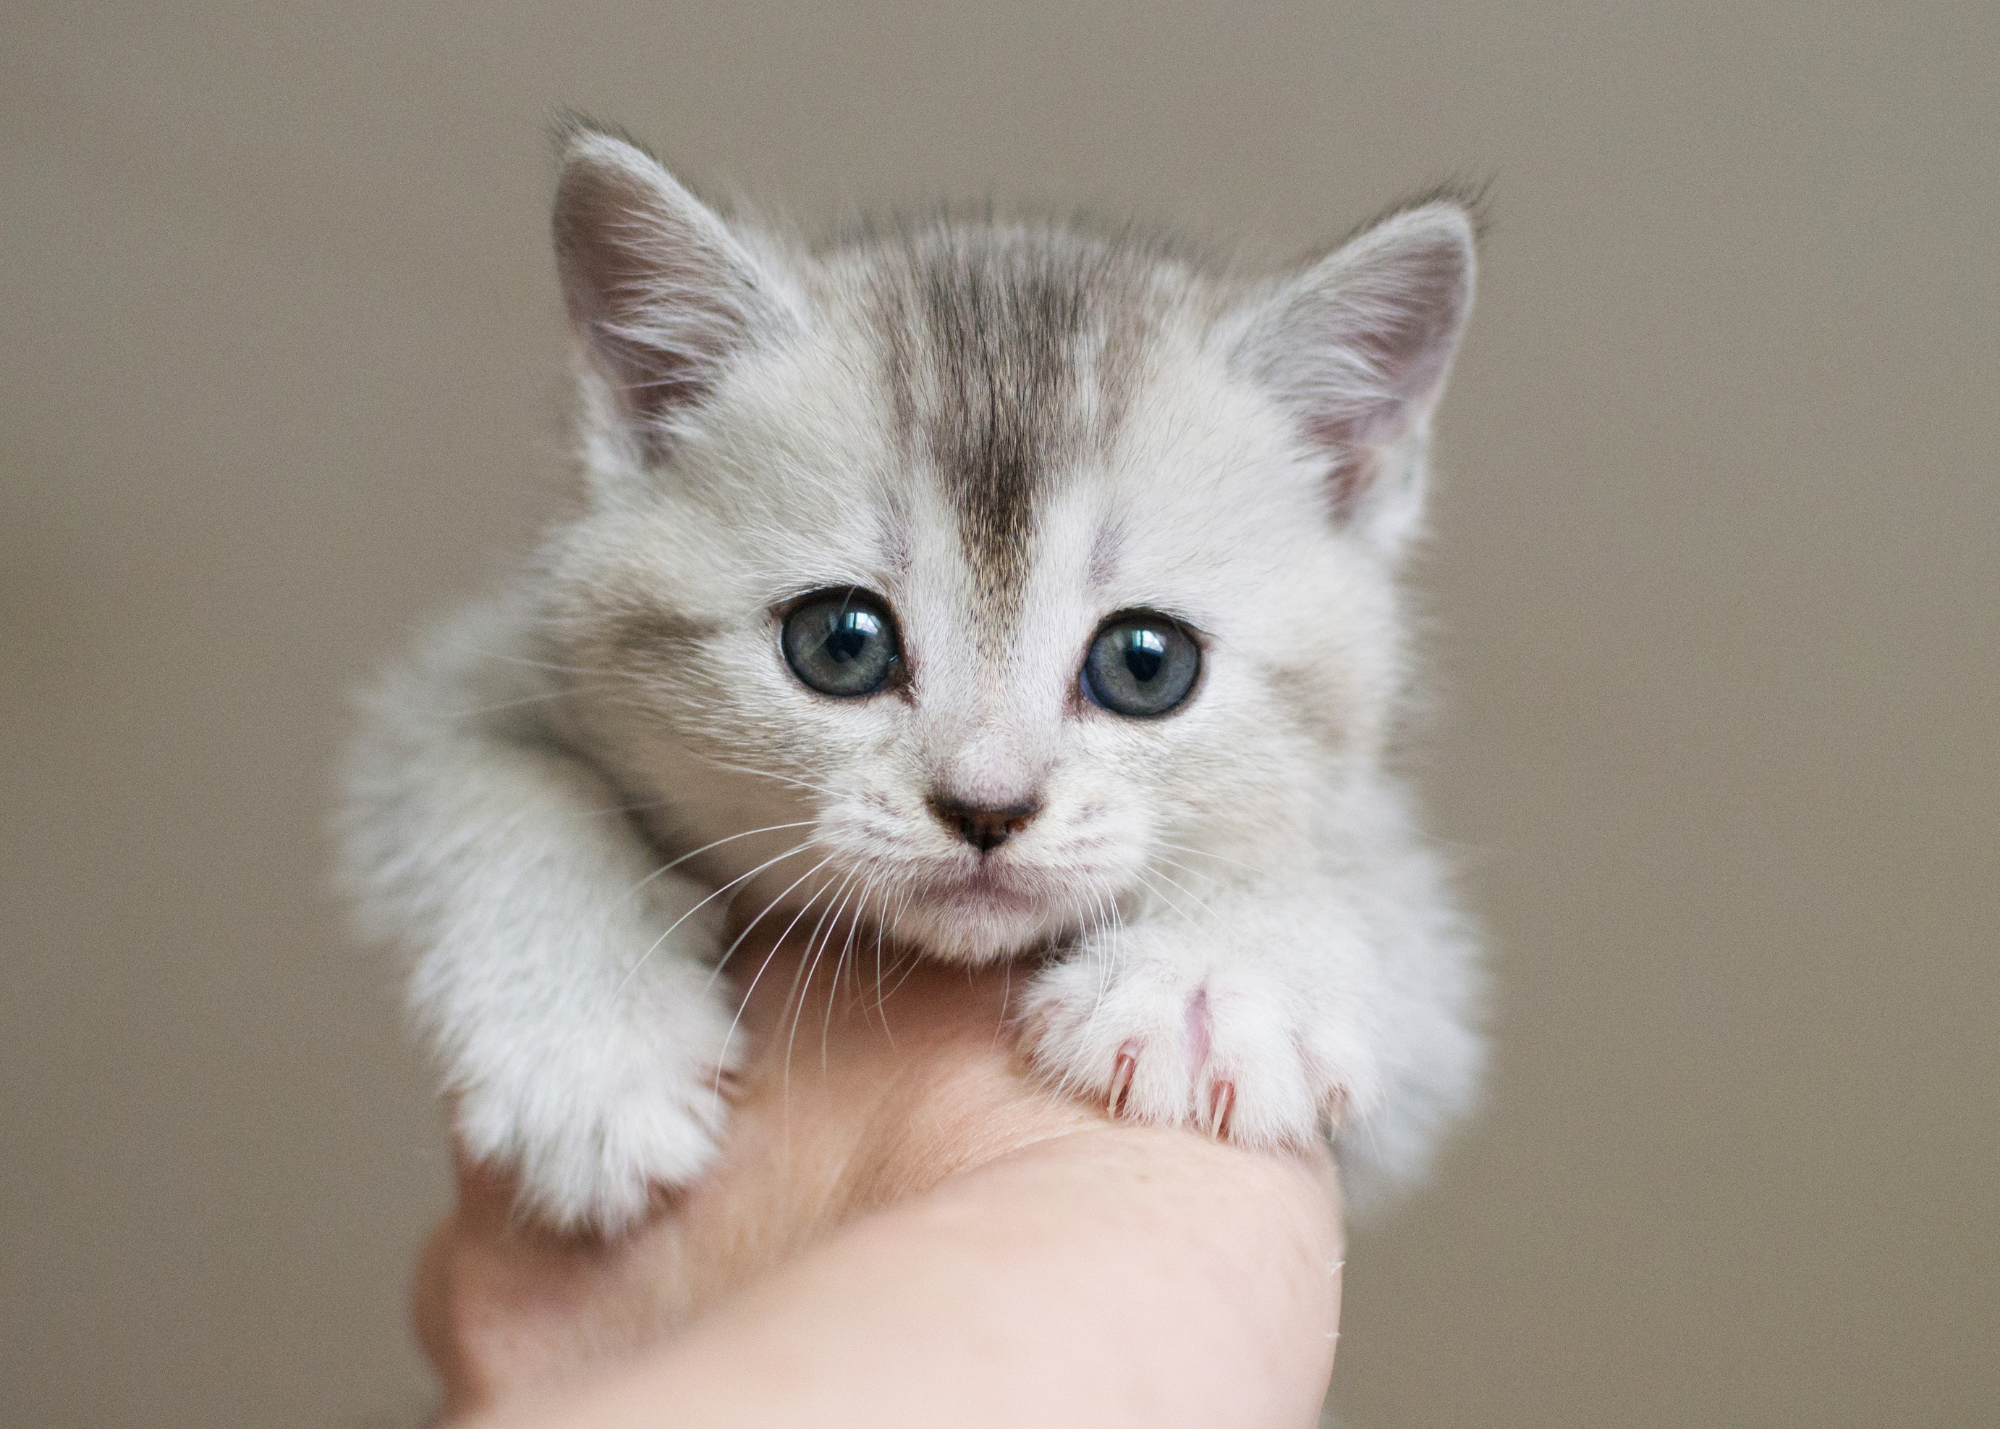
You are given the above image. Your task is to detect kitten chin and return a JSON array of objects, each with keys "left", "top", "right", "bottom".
[
  {"left": 341, "top": 120, "right": 1486, "bottom": 1230},
  {"left": 884, "top": 882, "right": 1083, "bottom": 966}
]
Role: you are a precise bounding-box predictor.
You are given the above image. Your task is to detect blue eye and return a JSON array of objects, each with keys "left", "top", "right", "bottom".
[
  {"left": 782, "top": 590, "right": 900, "bottom": 697},
  {"left": 1082, "top": 613, "right": 1200, "bottom": 717}
]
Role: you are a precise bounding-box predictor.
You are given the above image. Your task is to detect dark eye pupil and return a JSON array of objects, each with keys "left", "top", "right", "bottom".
[
  {"left": 1122, "top": 632, "right": 1166, "bottom": 684},
  {"left": 826, "top": 616, "right": 872, "bottom": 664}
]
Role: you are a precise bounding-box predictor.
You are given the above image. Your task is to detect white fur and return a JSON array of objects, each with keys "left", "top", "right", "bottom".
[{"left": 339, "top": 130, "right": 1485, "bottom": 1229}]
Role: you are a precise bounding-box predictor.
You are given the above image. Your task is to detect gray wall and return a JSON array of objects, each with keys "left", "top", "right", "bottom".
[{"left": 4, "top": 4, "right": 1994, "bottom": 1425}]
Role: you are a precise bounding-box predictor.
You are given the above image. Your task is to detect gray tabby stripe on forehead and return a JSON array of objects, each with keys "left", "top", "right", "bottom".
[{"left": 870, "top": 226, "right": 1153, "bottom": 614}]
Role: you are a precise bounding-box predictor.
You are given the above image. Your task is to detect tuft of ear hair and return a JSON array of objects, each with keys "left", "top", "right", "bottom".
[
  {"left": 550, "top": 117, "right": 793, "bottom": 458},
  {"left": 1234, "top": 192, "right": 1480, "bottom": 526}
]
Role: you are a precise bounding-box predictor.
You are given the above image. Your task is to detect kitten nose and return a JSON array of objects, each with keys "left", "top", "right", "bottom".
[{"left": 928, "top": 793, "right": 1042, "bottom": 852}]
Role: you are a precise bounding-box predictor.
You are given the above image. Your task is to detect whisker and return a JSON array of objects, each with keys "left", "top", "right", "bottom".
[
  {"left": 787, "top": 862, "right": 868, "bottom": 1087},
  {"left": 1143, "top": 863, "right": 1229, "bottom": 928},
  {"left": 774, "top": 865, "right": 853, "bottom": 1101},
  {"left": 1131, "top": 867, "right": 1204, "bottom": 927},
  {"left": 707, "top": 852, "right": 839, "bottom": 988},
  {"left": 575, "top": 794, "right": 693, "bottom": 820},
  {"left": 703, "top": 854, "right": 845, "bottom": 1128},
  {"left": 869, "top": 879, "right": 916, "bottom": 1041},
  {"left": 625, "top": 820, "right": 818, "bottom": 899},
  {"left": 441, "top": 683, "right": 633, "bottom": 720},
  {"left": 710, "top": 853, "right": 842, "bottom": 1070},
  {"left": 1091, "top": 881, "right": 1131, "bottom": 1014},
  {"left": 878, "top": 921, "right": 929, "bottom": 1003},
  {"left": 868, "top": 898, "right": 889, "bottom": 1026},
  {"left": 820, "top": 867, "right": 880, "bottom": 1066},
  {"left": 694, "top": 753, "right": 839, "bottom": 801},
  {"left": 706, "top": 931, "right": 792, "bottom": 1126},
  {"left": 796, "top": 864, "right": 860, "bottom": 1072},
  {"left": 1144, "top": 852, "right": 1248, "bottom": 896},
  {"left": 830, "top": 870, "right": 868, "bottom": 1008},
  {"left": 474, "top": 647, "right": 641, "bottom": 681},
  {"left": 614, "top": 837, "right": 817, "bottom": 996},
  {"left": 993, "top": 953, "right": 1013, "bottom": 1049},
  {"left": 1151, "top": 839, "right": 1267, "bottom": 876},
  {"left": 1089, "top": 885, "right": 1117, "bottom": 1009}
]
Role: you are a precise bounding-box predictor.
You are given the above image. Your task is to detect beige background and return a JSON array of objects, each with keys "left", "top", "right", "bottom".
[{"left": 5, "top": 3, "right": 1995, "bottom": 1425}]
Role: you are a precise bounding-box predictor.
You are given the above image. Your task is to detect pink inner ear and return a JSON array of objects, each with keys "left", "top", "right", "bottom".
[
  {"left": 557, "top": 200, "right": 725, "bottom": 422},
  {"left": 552, "top": 144, "right": 758, "bottom": 444},
  {"left": 1313, "top": 282, "right": 1467, "bottom": 515},
  {"left": 584, "top": 315, "right": 713, "bottom": 424},
  {"left": 1259, "top": 208, "right": 1474, "bottom": 523},
  {"left": 1304, "top": 386, "right": 1407, "bottom": 521},
  {"left": 1309, "top": 340, "right": 1449, "bottom": 519},
  {"left": 1325, "top": 447, "right": 1379, "bottom": 522}
]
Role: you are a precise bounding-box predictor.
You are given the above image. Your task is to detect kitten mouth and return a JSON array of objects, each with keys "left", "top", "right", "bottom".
[{"left": 926, "top": 863, "right": 1046, "bottom": 915}]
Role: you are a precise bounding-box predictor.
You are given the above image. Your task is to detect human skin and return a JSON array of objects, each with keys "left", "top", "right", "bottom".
[{"left": 415, "top": 927, "right": 1345, "bottom": 1428}]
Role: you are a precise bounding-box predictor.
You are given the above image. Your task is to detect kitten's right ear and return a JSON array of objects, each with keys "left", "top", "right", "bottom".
[
  {"left": 552, "top": 122, "right": 793, "bottom": 456},
  {"left": 1230, "top": 195, "right": 1479, "bottom": 539}
]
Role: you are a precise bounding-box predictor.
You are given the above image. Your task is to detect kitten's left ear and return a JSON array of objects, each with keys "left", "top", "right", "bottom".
[
  {"left": 552, "top": 120, "right": 799, "bottom": 462},
  {"left": 1232, "top": 197, "right": 1478, "bottom": 539}
]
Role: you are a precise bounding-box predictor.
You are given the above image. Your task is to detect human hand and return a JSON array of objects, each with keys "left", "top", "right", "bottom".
[{"left": 414, "top": 926, "right": 1344, "bottom": 1428}]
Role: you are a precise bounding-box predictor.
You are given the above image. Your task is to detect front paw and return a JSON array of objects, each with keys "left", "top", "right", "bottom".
[
  {"left": 1023, "top": 933, "right": 1368, "bottom": 1150},
  {"left": 450, "top": 1011, "right": 739, "bottom": 1234}
]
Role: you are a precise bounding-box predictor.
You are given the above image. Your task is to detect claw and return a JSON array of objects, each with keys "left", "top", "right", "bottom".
[
  {"left": 1206, "top": 1080, "right": 1236, "bottom": 1140},
  {"left": 1108, "top": 1048, "right": 1138, "bottom": 1117}
]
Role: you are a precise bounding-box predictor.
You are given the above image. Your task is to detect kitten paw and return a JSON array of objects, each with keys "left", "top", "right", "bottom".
[
  {"left": 450, "top": 1012, "right": 739, "bottom": 1234},
  {"left": 1024, "top": 942, "right": 1357, "bottom": 1149}
]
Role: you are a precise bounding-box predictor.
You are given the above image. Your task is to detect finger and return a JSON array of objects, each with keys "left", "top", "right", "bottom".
[
  {"left": 451, "top": 1142, "right": 522, "bottom": 1234},
  {"left": 412, "top": 1209, "right": 492, "bottom": 1419}
]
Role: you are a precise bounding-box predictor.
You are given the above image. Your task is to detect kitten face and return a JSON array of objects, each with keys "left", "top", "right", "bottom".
[
  {"left": 548, "top": 226, "right": 1415, "bottom": 963},
  {"left": 344, "top": 127, "right": 1478, "bottom": 1228}
]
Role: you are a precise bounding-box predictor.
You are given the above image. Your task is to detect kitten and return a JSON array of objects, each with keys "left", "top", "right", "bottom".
[{"left": 340, "top": 120, "right": 1485, "bottom": 1231}]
